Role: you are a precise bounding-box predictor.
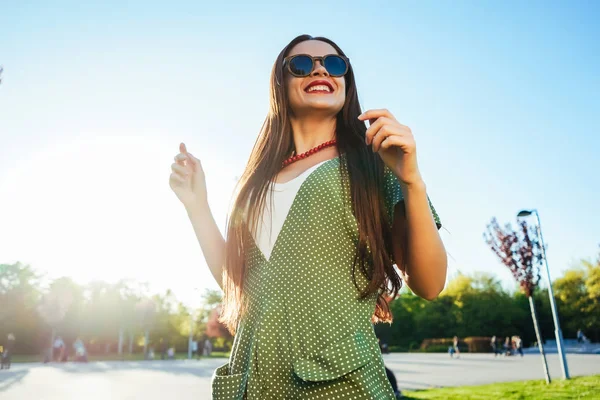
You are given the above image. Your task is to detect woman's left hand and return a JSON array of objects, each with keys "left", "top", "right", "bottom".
[{"left": 359, "top": 109, "right": 423, "bottom": 186}]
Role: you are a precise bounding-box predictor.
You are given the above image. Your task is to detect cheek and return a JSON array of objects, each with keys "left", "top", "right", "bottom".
[
  {"left": 337, "top": 80, "right": 346, "bottom": 102},
  {"left": 286, "top": 79, "right": 303, "bottom": 103}
]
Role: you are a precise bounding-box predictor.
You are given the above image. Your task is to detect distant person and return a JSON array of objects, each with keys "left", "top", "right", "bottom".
[
  {"left": 53, "top": 336, "right": 65, "bottom": 362},
  {"left": 490, "top": 335, "right": 498, "bottom": 357},
  {"left": 73, "top": 337, "right": 88, "bottom": 362},
  {"left": 577, "top": 329, "right": 584, "bottom": 344},
  {"left": 451, "top": 336, "right": 460, "bottom": 358},
  {"left": 515, "top": 336, "right": 523, "bottom": 357},
  {"left": 203, "top": 339, "right": 213, "bottom": 357},
  {"left": 160, "top": 339, "right": 167, "bottom": 360},
  {"left": 503, "top": 337, "right": 512, "bottom": 356},
  {"left": 1, "top": 333, "right": 15, "bottom": 369},
  {"left": 191, "top": 340, "right": 199, "bottom": 359},
  {"left": 379, "top": 338, "right": 390, "bottom": 354}
]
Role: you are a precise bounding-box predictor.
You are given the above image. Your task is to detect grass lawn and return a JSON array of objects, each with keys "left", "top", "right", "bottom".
[
  {"left": 403, "top": 375, "right": 600, "bottom": 400},
  {"left": 11, "top": 351, "right": 230, "bottom": 363}
]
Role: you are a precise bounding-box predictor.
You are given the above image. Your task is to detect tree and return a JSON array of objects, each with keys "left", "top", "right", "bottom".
[
  {"left": 583, "top": 246, "right": 600, "bottom": 341},
  {"left": 0, "top": 262, "right": 41, "bottom": 323},
  {"left": 37, "top": 277, "right": 83, "bottom": 360},
  {"left": 484, "top": 217, "right": 551, "bottom": 383},
  {"left": 554, "top": 268, "right": 587, "bottom": 337},
  {"left": 0, "top": 263, "right": 43, "bottom": 354},
  {"left": 195, "top": 289, "right": 223, "bottom": 340},
  {"left": 554, "top": 246, "right": 600, "bottom": 342},
  {"left": 134, "top": 297, "right": 157, "bottom": 357}
]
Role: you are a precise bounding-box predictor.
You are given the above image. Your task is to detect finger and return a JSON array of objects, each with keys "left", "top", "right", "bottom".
[
  {"left": 380, "top": 135, "right": 411, "bottom": 152},
  {"left": 180, "top": 142, "right": 188, "bottom": 154},
  {"left": 371, "top": 126, "right": 397, "bottom": 152},
  {"left": 169, "top": 172, "right": 186, "bottom": 185},
  {"left": 358, "top": 108, "right": 393, "bottom": 121},
  {"left": 365, "top": 117, "right": 392, "bottom": 145},
  {"left": 380, "top": 132, "right": 414, "bottom": 153},
  {"left": 174, "top": 152, "right": 199, "bottom": 172},
  {"left": 171, "top": 163, "right": 190, "bottom": 177},
  {"left": 174, "top": 153, "right": 188, "bottom": 164},
  {"left": 174, "top": 152, "right": 196, "bottom": 165}
]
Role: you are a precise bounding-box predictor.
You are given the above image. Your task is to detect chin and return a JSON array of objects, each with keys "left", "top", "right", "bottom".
[{"left": 305, "top": 100, "right": 344, "bottom": 113}]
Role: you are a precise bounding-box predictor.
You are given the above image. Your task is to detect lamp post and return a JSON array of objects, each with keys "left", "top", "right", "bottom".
[{"left": 517, "top": 209, "right": 570, "bottom": 379}]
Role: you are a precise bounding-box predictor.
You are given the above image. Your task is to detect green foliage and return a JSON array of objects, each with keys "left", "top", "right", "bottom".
[
  {"left": 2, "top": 254, "right": 599, "bottom": 355},
  {"left": 404, "top": 374, "right": 600, "bottom": 399},
  {"left": 554, "top": 253, "right": 600, "bottom": 342},
  {"left": 0, "top": 262, "right": 225, "bottom": 355},
  {"left": 379, "top": 265, "right": 599, "bottom": 351}
]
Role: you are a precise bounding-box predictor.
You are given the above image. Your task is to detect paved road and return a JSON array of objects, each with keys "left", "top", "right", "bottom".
[{"left": 1, "top": 353, "right": 599, "bottom": 399}]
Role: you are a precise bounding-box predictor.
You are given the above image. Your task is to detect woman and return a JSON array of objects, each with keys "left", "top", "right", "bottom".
[
  {"left": 170, "top": 34, "right": 447, "bottom": 399},
  {"left": 504, "top": 337, "right": 512, "bottom": 356},
  {"left": 452, "top": 336, "right": 460, "bottom": 359}
]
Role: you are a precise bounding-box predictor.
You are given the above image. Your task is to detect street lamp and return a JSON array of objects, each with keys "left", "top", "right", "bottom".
[{"left": 517, "top": 209, "right": 570, "bottom": 379}]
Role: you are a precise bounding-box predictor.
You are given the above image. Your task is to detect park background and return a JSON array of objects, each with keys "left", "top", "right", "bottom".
[{"left": 1, "top": 0, "right": 599, "bottom": 363}]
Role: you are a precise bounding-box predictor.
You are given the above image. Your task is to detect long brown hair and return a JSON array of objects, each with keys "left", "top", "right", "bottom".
[{"left": 220, "top": 34, "right": 405, "bottom": 333}]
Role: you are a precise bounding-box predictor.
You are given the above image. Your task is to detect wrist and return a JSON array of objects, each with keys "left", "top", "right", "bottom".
[
  {"left": 400, "top": 179, "right": 427, "bottom": 197},
  {"left": 185, "top": 197, "right": 209, "bottom": 217}
]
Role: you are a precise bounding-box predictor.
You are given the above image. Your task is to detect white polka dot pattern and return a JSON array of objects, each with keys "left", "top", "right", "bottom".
[{"left": 211, "top": 158, "right": 441, "bottom": 399}]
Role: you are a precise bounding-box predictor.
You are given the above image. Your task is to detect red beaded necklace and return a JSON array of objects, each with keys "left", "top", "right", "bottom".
[{"left": 282, "top": 139, "right": 337, "bottom": 167}]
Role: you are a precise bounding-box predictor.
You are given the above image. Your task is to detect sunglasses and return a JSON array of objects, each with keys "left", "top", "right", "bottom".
[{"left": 283, "top": 54, "right": 350, "bottom": 77}]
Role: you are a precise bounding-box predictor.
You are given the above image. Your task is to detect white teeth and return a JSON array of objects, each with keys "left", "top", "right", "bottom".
[{"left": 307, "top": 85, "right": 331, "bottom": 92}]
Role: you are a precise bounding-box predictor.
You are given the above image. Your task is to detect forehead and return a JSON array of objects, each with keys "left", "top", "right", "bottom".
[{"left": 288, "top": 40, "right": 338, "bottom": 57}]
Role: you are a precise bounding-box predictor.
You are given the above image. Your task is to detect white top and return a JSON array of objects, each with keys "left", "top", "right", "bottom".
[{"left": 252, "top": 160, "right": 329, "bottom": 261}]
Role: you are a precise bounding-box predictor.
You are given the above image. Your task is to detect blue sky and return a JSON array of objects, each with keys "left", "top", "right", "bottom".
[{"left": 1, "top": 1, "right": 598, "bottom": 305}]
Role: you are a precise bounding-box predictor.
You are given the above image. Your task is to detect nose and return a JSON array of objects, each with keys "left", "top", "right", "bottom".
[{"left": 311, "top": 60, "right": 329, "bottom": 77}]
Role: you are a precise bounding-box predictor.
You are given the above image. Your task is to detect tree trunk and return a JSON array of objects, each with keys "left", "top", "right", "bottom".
[
  {"left": 143, "top": 330, "right": 149, "bottom": 359},
  {"left": 48, "top": 328, "right": 56, "bottom": 362},
  {"left": 118, "top": 328, "right": 123, "bottom": 356},
  {"left": 529, "top": 295, "right": 551, "bottom": 384},
  {"left": 128, "top": 332, "right": 133, "bottom": 355}
]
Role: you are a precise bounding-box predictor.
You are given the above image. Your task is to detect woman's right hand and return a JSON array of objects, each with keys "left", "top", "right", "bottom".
[{"left": 169, "top": 142, "right": 208, "bottom": 210}]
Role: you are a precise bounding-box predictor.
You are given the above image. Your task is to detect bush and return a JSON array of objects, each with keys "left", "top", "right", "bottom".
[
  {"left": 420, "top": 338, "right": 454, "bottom": 351},
  {"left": 463, "top": 336, "right": 493, "bottom": 353},
  {"left": 420, "top": 337, "right": 492, "bottom": 353},
  {"left": 421, "top": 344, "right": 452, "bottom": 353}
]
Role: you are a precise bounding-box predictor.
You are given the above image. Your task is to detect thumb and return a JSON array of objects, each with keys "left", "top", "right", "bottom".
[{"left": 179, "top": 142, "right": 188, "bottom": 154}]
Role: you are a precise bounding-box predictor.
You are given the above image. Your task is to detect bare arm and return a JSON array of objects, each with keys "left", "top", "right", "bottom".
[
  {"left": 170, "top": 143, "right": 226, "bottom": 290},
  {"left": 186, "top": 201, "right": 226, "bottom": 290},
  {"left": 392, "top": 181, "right": 447, "bottom": 300}
]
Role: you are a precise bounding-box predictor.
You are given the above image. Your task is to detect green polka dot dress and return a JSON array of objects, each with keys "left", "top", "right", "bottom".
[{"left": 211, "top": 157, "right": 441, "bottom": 399}]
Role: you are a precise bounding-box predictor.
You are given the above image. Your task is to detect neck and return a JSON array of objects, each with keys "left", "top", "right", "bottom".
[{"left": 289, "top": 115, "right": 337, "bottom": 154}]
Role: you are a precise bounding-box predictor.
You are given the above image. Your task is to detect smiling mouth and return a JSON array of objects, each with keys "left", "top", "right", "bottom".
[
  {"left": 304, "top": 81, "right": 334, "bottom": 94},
  {"left": 305, "top": 85, "right": 332, "bottom": 94}
]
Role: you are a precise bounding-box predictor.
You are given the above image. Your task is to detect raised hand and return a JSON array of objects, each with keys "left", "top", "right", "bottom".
[
  {"left": 169, "top": 142, "right": 208, "bottom": 209},
  {"left": 359, "top": 109, "right": 423, "bottom": 186}
]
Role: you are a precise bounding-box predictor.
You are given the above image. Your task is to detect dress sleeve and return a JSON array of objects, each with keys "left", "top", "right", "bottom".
[{"left": 383, "top": 167, "right": 442, "bottom": 230}]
